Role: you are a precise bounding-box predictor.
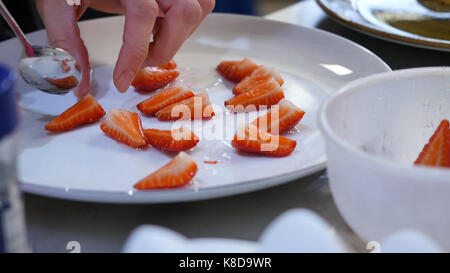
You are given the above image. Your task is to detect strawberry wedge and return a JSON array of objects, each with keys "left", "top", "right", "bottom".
[
  {"left": 45, "top": 94, "right": 105, "bottom": 131},
  {"left": 233, "top": 66, "right": 284, "bottom": 95},
  {"left": 100, "top": 109, "right": 148, "bottom": 149},
  {"left": 132, "top": 66, "right": 179, "bottom": 92},
  {"left": 251, "top": 99, "right": 305, "bottom": 134},
  {"left": 225, "top": 77, "right": 285, "bottom": 112},
  {"left": 232, "top": 125, "right": 296, "bottom": 157},
  {"left": 143, "top": 127, "right": 199, "bottom": 152},
  {"left": 137, "top": 86, "right": 194, "bottom": 116},
  {"left": 156, "top": 91, "right": 215, "bottom": 121},
  {"left": 134, "top": 152, "right": 198, "bottom": 190},
  {"left": 217, "top": 58, "right": 259, "bottom": 82},
  {"left": 414, "top": 119, "right": 450, "bottom": 168},
  {"left": 45, "top": 75, "right": 79, "bottom": 90}
]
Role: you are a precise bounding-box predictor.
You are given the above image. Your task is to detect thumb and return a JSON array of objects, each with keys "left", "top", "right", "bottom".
[{"left": 36, "top": 0, "right": 91, "bottom": 97}]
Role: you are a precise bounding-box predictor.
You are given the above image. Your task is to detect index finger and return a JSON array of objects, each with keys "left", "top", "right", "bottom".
[
  {"left": 36, "top": 0, "right": 91, "bottom": 97},
  {"left": 113, "top": 0, "right": 159, "bottom": 92},
  {"left": 145, "top": 0, "right": 204, "bottom": 66}
]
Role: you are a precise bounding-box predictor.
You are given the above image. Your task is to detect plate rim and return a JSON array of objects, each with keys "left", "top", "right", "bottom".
[
  {"left": 21, "top": 161, "right": 325, "bottom": 203},
  {"left": 317, "top": 0, "right": 450, "bottom": 52},
  {"left": 16, "top": 13, "right": 391, "bottom": 203}
]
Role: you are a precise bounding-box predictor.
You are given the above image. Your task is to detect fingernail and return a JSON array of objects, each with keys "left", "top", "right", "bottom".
[{"left": 117, "top": 69, "right": 135, "bottom": 92}]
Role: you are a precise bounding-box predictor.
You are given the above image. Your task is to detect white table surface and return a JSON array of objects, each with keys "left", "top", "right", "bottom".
[{"left": 24, "top": 0, "right": 449, "bottom": 253}]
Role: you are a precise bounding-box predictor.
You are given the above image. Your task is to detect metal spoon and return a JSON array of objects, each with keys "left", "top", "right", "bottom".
[{"left": 0, "top": 1, "right": 81, "bottom": 95}]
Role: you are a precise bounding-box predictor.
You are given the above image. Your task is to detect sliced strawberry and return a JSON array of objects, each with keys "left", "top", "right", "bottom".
[
  {"left": 204, "top": 160, "right": 218, "bottom": 164},
  {"left": 137, "top": 86, "right": 194, "bottom": 116},
  {"left": 414, "top": 119, "right": 450, "bottom": 168},
  {"left": 233, "top": 66, "right": 284, "bottom": 95},
  {"left": 45, "top": 76, "right": 79, "bottom": 90},
  {"left": 74, "top": 61, "right": 81, "bottom": 71},
  {"left": 156, "top": 92, "right": 215, "bottom": 121},
  {"left": 217, "top": 58, "right": 259, "bottom": 82},
  {"left": 157, "top": 60, "right": 177, "bottom": 70},
  {"left": 232, "top": 125, "right": 296, "bottom": 157},
  {"left": 61, "top": 60, "right": 71, "bottom": 73},
  {"left": 225, "top": 78, "right": 285, "bottom": 112},
  {"left": 134, "top": 152, "right": 198, "bottom": 190},
  {"left": 251, "top": 99, "right": 305, "bottom": 134},
  {"left": 100, "top": 109, "right": 148, "bottom": 148},
  {"left": 132, "top": 67, "right": 179, "bottom": 92},
  {"left": 45, "top": 94, "right": 105, "bottom": 131},
  {"left": 143, "top": 127, "right": 199, "bottom": 152}
]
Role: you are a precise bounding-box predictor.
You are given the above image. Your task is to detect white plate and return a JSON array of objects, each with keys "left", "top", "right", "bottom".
[
  {"left": 317, "top": 0, "right": 450, "bottom": 52},
  {"left": 2, "top": 14, "right": 390, "bottom": 203}
]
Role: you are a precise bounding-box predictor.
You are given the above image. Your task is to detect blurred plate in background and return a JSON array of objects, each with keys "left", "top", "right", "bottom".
[{"left": 317, "top": 0, "right": 450, "bottom": 51}]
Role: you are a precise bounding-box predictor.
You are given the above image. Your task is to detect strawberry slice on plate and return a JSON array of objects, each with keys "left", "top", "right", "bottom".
[
  {"left": 217, "top": 58, "right": 259, "bottom": 82},
  {"left": 132, "top": 67, "right": 179, "bottom": 92},
  {"left": 225, "top": 78, "right": 285, "bottom": 112},
  {"left": 157, "top": 60, "right": 177, "bottom": 70},
  {"left": 233, "top": 66, "right": 284, "bottom": 95},
  {"left": 251, "top": 99, "right": 305, "bottom": 134},
  {"left": 137, "top": 86, "right": 194, "bottom": 116},
  {"left": 45, "top": 75, "right": 79, "bottom": 90},
  {"left": 100, "top": 109, "right": 148, "bottom": 148},
  {"left": 143, "top": 127, "right": 199, "bottom": 152},
  {"left": 134, "top": 152, "right": 198, "bottom": 190},
  {"left": 414, "top": 119, "right": 450, "bottom": 168},
  {"left": 45, "top": 94, "right": 105, "bottom": 131},
  {"left": 156, "top": 92, "right": 215, "bottom": 121},
  {"left": 232, "top": 125, "right": 296, "bottom": 157}
]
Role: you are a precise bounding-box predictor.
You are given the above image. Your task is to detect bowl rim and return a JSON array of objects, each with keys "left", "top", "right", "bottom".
[{"left": 318, "top": 66, "right": 450, "bottom": 179}]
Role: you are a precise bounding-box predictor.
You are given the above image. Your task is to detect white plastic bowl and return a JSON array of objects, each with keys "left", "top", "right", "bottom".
[{"left": 318, "top": 67, "right": 450, "bottom": 250}]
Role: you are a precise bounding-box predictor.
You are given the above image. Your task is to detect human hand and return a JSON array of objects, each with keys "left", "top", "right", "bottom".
[
  {"left": 36, "top": 0, "right": 215, "bottom": 96},
  {"left": 36, "top": 0, "right": 92, "bottom": 97}
]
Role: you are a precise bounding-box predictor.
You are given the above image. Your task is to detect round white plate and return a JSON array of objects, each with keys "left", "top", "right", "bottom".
[
  {"left": 317, "top": 0, "right": 450, "bottom": 52},
  {"left": 3, "top": 14, "right": 390, "bottom": 203}
]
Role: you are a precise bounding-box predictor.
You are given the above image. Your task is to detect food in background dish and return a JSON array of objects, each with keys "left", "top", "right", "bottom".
[
  {"left": 134, "top": 152, "right": 198, "bottom": 190},
  {"left": 100, "top": 108, "right": 148, "bottom": 148},
  {"left": 419, "top": 0, "right": 450, "bottom": 12},
  {"left": 414, "top": 119, "right": 450, "bottom": 168},
  {"left": 45, "top": 94, "right": 105, "bottom": 131}
]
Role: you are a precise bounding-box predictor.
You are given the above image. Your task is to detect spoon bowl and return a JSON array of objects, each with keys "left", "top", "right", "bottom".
[
  {"left": 18, "top": 46, "right": 81, "bottom": 95},
  {"left": 0, "top": 1, "right": 80, "bottom": 95}
]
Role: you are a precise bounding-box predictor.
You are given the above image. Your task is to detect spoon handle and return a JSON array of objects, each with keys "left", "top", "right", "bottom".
[{"left": 0, "top": 0, "right": 35, "bottom": 57}]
